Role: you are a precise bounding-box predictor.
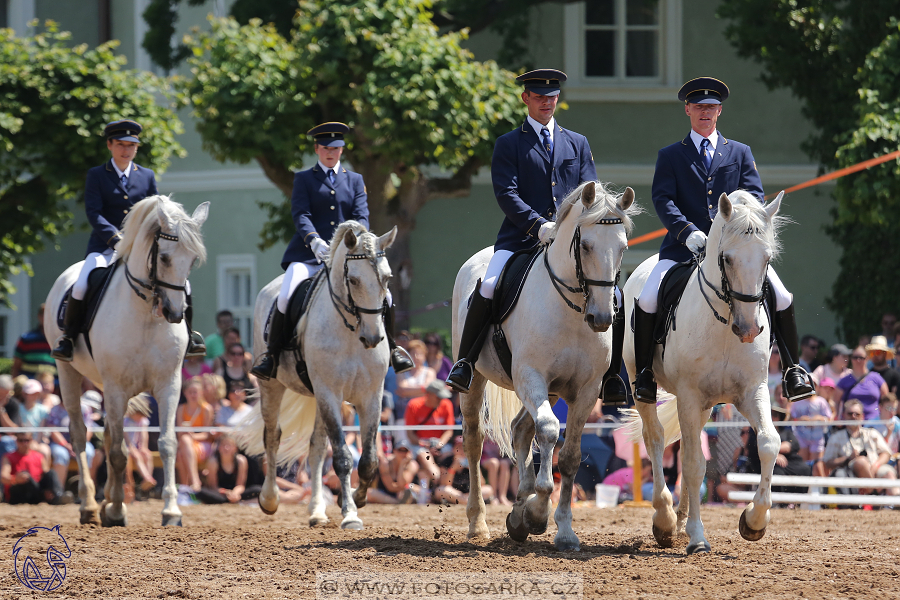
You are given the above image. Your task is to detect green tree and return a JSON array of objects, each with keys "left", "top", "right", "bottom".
[
  {"left": 179, "top": 0, "right": 523, "bottom": 324},
  {"left": 0, "top": 22, "right": 185, "bottom": 307}
]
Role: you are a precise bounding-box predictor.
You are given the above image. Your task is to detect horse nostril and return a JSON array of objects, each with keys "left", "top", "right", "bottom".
[{"left": 732, "top": 324, "right": 741, "bottom": 336}]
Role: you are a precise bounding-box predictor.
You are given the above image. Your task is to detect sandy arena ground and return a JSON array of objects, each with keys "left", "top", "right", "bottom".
[{"left": 2, "top": 500, "right": 899, "bottom": 599}]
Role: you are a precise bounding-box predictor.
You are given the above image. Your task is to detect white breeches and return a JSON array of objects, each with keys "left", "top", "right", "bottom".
[
  {"left": 637, "top": 259, "right": 791, "bottom": 313},
  {"left": 72, "top": 250, "right": 115, "bottom": 300},
  {"left": 278, "top": 261, "right": 392, "bottom": 313}
]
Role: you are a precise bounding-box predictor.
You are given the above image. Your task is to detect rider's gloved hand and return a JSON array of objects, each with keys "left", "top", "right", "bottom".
[
  {"left": 311, "top": 237, "right": 329, "bottom": 263},
  {"left": 538, "top": 221, "right": 555, "bottom": 245},
  {"left": 685, "top": 230, "right": 707, "bottom": 254}
]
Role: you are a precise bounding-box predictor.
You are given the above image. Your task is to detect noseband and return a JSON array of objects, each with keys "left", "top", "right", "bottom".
[
  {"left": 324, "top": 250, "right": 387, "bottom": 332},
  {"left": 125, "top": 230, "right": 189, "bottom": 308},
  {"left": 545, "top": 217, "right": 622, "bottom": 314},
  {"left": 697, "top": 249, "right": 768, "bottom": 325}
]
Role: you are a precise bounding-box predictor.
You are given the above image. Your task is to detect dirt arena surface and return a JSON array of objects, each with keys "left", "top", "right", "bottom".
[{"left": 2, "top": 500, "right": 899, "bottom": 599}]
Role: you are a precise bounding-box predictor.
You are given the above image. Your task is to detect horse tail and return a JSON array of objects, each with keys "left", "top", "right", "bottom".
[
  {"left": 616, "top": 392, "right": 683, "bottom": 447},
  {"left": 234, "top": 388, "right": 317, "bottom": 467},
  {"left": 481, "top": 381, "right": 522, "bottom": 459}
]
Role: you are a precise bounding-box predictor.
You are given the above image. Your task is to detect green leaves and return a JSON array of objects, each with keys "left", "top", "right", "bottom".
[{"left": 0, "top": 23, "right": 184, "bottom": 307}]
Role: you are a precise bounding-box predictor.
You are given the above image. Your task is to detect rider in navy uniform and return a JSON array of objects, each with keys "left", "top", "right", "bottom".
[
  {"left": 631, "top": 77, "right": 814, "bottom": 403},
  {"left": 445, "top": 69, "right": 628, "bottom": 405},
  {"left": 251, "top": 122, "right": 413, "bottom": 381},
  {"left": 51, "top": 120, "right": 205, "bottom": 361}
]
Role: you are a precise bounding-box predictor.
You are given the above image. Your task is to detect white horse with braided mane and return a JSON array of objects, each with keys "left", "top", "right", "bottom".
[
  {"left": 621, "top": 189, "right": 785, "bottom": 554},
  {"left": 236, "top": 221, "right": 397, "bottom": 530},
  {"left": 454, "top": 181, "right": 638, "bottom": 551},
  {"left": 44, "top": 195, "right": 209, "bottom": 527}
]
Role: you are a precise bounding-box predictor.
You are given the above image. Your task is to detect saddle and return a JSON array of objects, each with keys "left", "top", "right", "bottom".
[
  {"left": 488, "top": 245, "right": 543, "bottom": 380},
  {"left": 56, "top": 261, "right": 120, "bottom": 356}
]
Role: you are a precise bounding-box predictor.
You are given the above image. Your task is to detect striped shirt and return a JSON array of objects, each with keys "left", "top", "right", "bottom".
[{"left": 14, "top": 328, "right": 56, "bottom": 377}]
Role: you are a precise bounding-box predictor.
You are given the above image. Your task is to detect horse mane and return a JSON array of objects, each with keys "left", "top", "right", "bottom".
[
  {"left": 117, "top": 195, "right": 207, "bottom": 265},
  {"left": 718, "top": 190, "right": 783, "bottom": 260},
  {"left": 552, "top": 181, "right": 641, "bottom": 237},
  {"left": 326, "top": 220, "right": 389, "bottom": 284}
]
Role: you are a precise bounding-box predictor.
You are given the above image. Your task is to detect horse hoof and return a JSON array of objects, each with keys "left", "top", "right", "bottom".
[
  {"left": 554, "top": 538, "right": 581, "bottom": 552},
  {"left": 258, "top": 497, "right": 279, "bottom": 515},
  {"left": 80, "top": 510, "right": 101, "bottom": 526},
  {"left": 526, "top": 520, "right": 549, "bottom": 536},
  {"left": 341, "top": 518, "right": 364, "bottom": 530},
  {"left": 738, "top": 511, "right": 766, "bottom": 541},
  {"left": 652, "top": 524, "right": 675, "bottom": 548},
  {"left": 161, "top": 515, "right": 183, "bottom": 527},
  {"left": 309, "top": 515, "right": 329, "bottom": 527},
  {"left": 100, "top": 505, "right": 127, "bottom": 528},
  {"left": 686, "top": 541, "right": 711, "bottom": 555},
  {"left": 506, "top": 512, "right": 529, "bottom": 543}
]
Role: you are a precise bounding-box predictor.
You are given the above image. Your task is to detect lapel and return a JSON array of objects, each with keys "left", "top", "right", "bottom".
[
  {"left": 312, "top": 164, "right": 334, "bottom": 190},
  {"left": 552, "top": 122, "right": 570, "bottom": 172},
  {"left": 105, "top": 160, "right": 128, "bottom": 194},
  {"left": 708, "top": 135, "right": 731, "bottom": 174},
  {"left": 520, "top": 121, "right": 550, "bottom": 165},
  {"left": 679, "top": 135, "right": 708, "bottom": 176}
]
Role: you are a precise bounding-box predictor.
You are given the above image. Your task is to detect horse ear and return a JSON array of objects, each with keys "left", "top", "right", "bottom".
[
  {"left": 377, "top": 226, "right": 398, "bottom": 251},
  {"left": 157, "top": 197, "right": 176, "bottom": 233},
  {"left": 191, "top": 202, "right": 210, "bottom": 227},
  {"left": 619, "top": 187, "right": 634, "bottom": 211},
  {"left": 718, "top": 193, "right": 732, "bottom": 221},
  {"left": 766, "top": 191, "right": 783, "bottom": 220},
  {"left": 581, "top": 181, "right": 596, "bottom": 207},
  {"left": 343, "top": 227, "right": 358, "bottom": 250}
]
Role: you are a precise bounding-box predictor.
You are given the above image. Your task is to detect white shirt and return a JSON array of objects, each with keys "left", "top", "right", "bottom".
[
  {"left": 317, "top": 160, "right": 341, "bottom": 178},
  {"left": 111, "top": 159, "right": 133, "bottom": 181},
  {"left": 690, "top": 129, "right": 719, "bottom": 156},
  {"left": 526, "top": 115, "right": 556, "bottom": 145}
]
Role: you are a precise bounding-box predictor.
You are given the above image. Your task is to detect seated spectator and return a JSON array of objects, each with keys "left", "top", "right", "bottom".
[
  {"left": 11, "top": 304, "right": 55, "bottom": 379},
  {"left": 379, "top": 390, "right": 395, "bottom": 455},
  {"left": 215, "top": 378, "right": 254, "bottom": 429},
  {"left": 403, "top": 380, "right": 455, "bottom": 491},
  {"left": 45, "top": 391, "right": 96, "bottom": 490},
  {"left": 211, "top": 327, "right": 252, "bottom": 375},
  {"left": 37, "top": 371, "right": 60, "bottom": 409},
  {"left": 424, "top": 333, "right": 453, "bottom": 382},
  {"left": 175, "top": 377, "right": 214, "bottom": 492},
  {"left": 716, "top": 426, "right": 753, "bottom": 504},
  {"left": 123, "top": 396, "right": 156, "bottom": 499},
  {"left": 481, "top": 437, "right": 513, "bottom": 505},
  {"left": 799, "top": 335, "right": 821, "bottom": 374},
  {"left": 1, "top": 433, "right": 73, "bottom": 505},
  {"left": 823, "top": 399, "right": 897, "bottom": 496},
  {"left": 790, "top": 377, "right": 834, "bottom": 476},
  {"left": 394, "top": 340, "right": 436, "bottom": 416},
  {"left": 603, "top": 458, "right": 653, "bottom": 500},
  {"left": 748, "top": 401, "right": 812, "bottom": 493},
  {"left": 204, "top": 310, "right": 234, "bottom": 361},
  {"left": 576, "top": 399, "right": 616, "bottom": 500},
  {"left": 216, "top": 342, "right": 257, "bottom": 392},
  {"left": 367, "top": 439, "right": 418, "bottom": 504},
  {"left": 874, "top": 393, "right": 900, "bottom": 454},
  {"left": 182, "top": 354, "right": 213, "bottom": 382},
  {"left": 201, "top": 373, "right": 227, "bottom": 412},
  {"left": 196, "top": 434, "right": 262, "bottom": 504},
  {"left": 434, "top": 435, "right": 493, "bottom": 505},
  {"left": 867, "top": 336, "right": 900, "bottom": 395},
  {"left": 835, "top": 346, "right": 888, "bottom": 420},
  {"left": 811, "top": 343, "right": 851, "bottom": 387},
  {"left": 20, "top": 379, "right": 48, "bottom": 443},
  {"left": 0, "top": 375, "right": 21, "bottom": 458}
]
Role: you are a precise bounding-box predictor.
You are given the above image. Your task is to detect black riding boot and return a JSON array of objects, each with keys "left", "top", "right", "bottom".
[
  {"left": 773, "top": 302, "right": 815, "bottom": 402},
  {"left": 184, "top": 292, "right": 206, "bottom": 358},
  {"left": 51, "top": 297, "right": 86, "bottom": 362},
  {"left": 446, "top": 282, "right": 493, "bottom": 394},
  {"left": 632, "top": 302, "right": 658, "bottom": 403},
  {"left": 251, "top": 309, "right": 286, "bottom": 381},
  {"left": 601, "top": 306, "right": 628, "bottom": 406},
  {"left": 383, "top": 303, "right": 414, "bottom": 374}
]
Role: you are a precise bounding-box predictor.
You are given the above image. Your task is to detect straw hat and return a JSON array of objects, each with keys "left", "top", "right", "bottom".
[{"left": 865, "top": 335, "right": 894, "bottom": 359}]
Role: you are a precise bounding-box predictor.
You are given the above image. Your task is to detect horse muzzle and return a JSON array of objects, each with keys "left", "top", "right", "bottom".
[
  {"left": 584, "top": 311, "right": 612, "bottom": 333},
  {"left": 359, "top": 333, "right": 384, "bottom": 350},
  {"left": 159, "top": 295, "right": 184, "bottom": 324},
  {"left": 732, "top": 322, "right": 764, "bottom": 343}
]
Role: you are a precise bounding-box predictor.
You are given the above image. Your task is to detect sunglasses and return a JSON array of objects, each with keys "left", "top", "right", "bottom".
[
  {"left": 15, "top": 438, "right": 30, "bottom": 444},
  {"left": 851, "top": 355, "right": 867, "bottom": 360},
  {"left": 845, "top": 411, "right": 863, "bottom": 417}
]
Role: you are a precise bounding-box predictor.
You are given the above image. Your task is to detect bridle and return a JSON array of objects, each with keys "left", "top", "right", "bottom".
[
  {"left": 697, "top": 247, "right": 768, "bottom": 325},
  {"left": 324, "top": 249, "right": 387, "bottom": 332},
  {"left": 124, "top": 230, "right": 189, "bottom": 311},
  {"left": 545, "top": 217, "right": 623, "bottom": 314}
]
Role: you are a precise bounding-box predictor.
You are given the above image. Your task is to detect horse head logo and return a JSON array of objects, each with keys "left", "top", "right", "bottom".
[{"left": 13, "top": 525, "right": 71, "bottom": 592}]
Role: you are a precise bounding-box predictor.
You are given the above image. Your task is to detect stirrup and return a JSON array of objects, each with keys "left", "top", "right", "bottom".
[
  {"left": 633, "top": 369, "right": 657, "bottom": 404},
  {"left": 51, "top": 336, "right": 75, "bottom": 362},
  {"left": 185, "top": 332, "right": 206, "bottom": 358},
  {"left": 783, "top": 365, "right": 815, "bottom": 402},
  {"left": 391, "top": 347, "right": 415, "bottom": 374},
  {"left": 601, "top": 374, "right": 628, "bottom": 406},
  {"left": 251, "top": 353, "right": 277, "bottom": 381},
  {"left": 446, "top": 360, "right": 474, "bottom": 394}
]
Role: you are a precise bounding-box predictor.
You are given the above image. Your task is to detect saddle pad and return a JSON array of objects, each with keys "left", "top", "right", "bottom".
[
  {"left": 653, "top": 259, "right": 697, "bottom": 344},
  {"left": 492, "top": 245, "right": 542, "bottom": 324},
  {"left": 57, "top": 261, "right": 120, "bottom": 334},
  {"left": 263, "top": 273, "right": 318, "bottom": 345}
]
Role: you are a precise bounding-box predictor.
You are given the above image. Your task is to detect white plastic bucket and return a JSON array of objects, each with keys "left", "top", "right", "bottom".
[{"left": 595, "top": 484, "right": 619, "bottom": 508}]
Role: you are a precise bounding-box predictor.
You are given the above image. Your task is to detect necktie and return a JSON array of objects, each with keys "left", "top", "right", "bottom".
[
  {"left": 701, "top": 139, "right": 712, "bottom": 171},
  {"left": 120, "top": 174, "right": 127, "bottom": 188},
  {"left": 541, "top": 127, "right": 553, "bottom": 156},
  {"left": 327, "top": 170, "right": 336, "bottom": 185}
]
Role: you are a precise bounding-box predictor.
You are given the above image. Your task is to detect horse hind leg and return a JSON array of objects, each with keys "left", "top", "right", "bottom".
[
  {"left": 258, "top": 381, "right": 285, "bottom": 515},
  {"left": 307, "top": 415, "right": 329, "bottom": 527},
  {"left": 506, "top": 406, "right": 536, "bottom": 542},
  {"left": 635, "top": 401, "right": 677, "bottom": 548},
  {"left": 58, "top": 362, "right": 100, "bottom": 525},
  {"left": 462, "top": 372, "right": 490, "bottom": 540}
]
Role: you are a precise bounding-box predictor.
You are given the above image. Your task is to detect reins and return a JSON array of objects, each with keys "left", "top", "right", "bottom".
[
  {"left": 124, "top": 230, "right": 188, "bottom": 307},
  {"left": 545, "top": 217, "right": 622, "bottom": 314},
  {"left": 324, "top": 249, "right": 387, "bottom": 332}
]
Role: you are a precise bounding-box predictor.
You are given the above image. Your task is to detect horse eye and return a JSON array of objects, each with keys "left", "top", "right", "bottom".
[
  {"left": 160, "top": 254, "right": 171, "bottom": 267},
  {"left": 348, "top": 276, "right": 360, "bottom": 286},
  {"left": 580, "top": 241, "right": 591, "bottom": 253},
  {"left": 191, "top": 258, "right": 200, "bottom": 269},
  {"left": 724, "top": 256, "right": 732, "bottom": 265}
]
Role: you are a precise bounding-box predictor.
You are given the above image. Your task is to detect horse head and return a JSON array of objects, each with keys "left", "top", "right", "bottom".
[
  {"left": 710, "top": 190, "right": 782, "bottom": 343},
  {"left": 118, "top": 195, "right": 209, "bottom": 324},
  {"left": 327, "top": 221, "right": 397, "bottom": 349},
  {"left": 550, "top": 181, "right": 637, "bottom": 332}
]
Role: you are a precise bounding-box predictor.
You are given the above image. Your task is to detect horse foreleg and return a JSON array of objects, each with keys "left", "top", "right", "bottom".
[
  {"left": 506, "top": 406, "right": 535, "bottom": 542},
  {"left": 156, "top": 381, "right": 183, "bottom": 526},
  {"left": 352, "top": 396, "right": 381, "bottom": 510},
  {"left": 58, "top": 363, "right": 99, "bottom": 525},
  {"left": 517, "top": 372, "right": 558, "bottom": 538},
  {"left": 678, "top": 402, "right": 713, "bottom": 554},
  {"left": 307, "top": 414, "right": 329, "bottom": 527},
  {"left": 100, "top": 392, "right": 128, "bottom": 527},
  {"left": 461, "top": 373, "right": 489, "bottom": 540},
  {"left": 318, "top": 393, "right": 362, "bottom": 530},
  {"left": 553, "top": 390, "right": 596, "bottom": 551},
  {"left": 258, "top": 380, "right": 285, "bottom": 515},
  {"left": 636, "top": 400, "right": 677, "bottom": 548},
  {"left": 739, "top": 386, "right": 777, "bottom": 541}
]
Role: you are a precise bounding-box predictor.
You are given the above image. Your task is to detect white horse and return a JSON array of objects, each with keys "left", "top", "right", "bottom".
[
  {"left": 622, "top": 190, "right": 784, "bottom": 554},
  {"left": 44, "top": 195, "right": 209, "bottom": 527},
  {"left": 454, "top": 181, "right": 638, "bottom": 551},
  {"left": 236, "top": 221, "right": 397, "bottom": 530}
]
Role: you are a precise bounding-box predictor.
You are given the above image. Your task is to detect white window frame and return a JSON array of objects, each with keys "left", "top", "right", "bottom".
[
  {"left": 0, "top": 269, "right": 32, "bottom": 359},
  {"left": 6, "top": 0, "right": 34, "bottom": 35},
  {"left": 216, "top": 254, "right": 257, "bottom": 346},
  {"left": 563, "top": 0, "right": 682, "bottom": 102},
  {"left": 134, "top": 0, "right": 169, "bottom": 75}
]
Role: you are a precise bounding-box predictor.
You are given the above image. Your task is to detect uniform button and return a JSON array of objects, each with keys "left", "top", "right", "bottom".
[
  {"left": 708, "top": 177, "right": 712, "bottom": 181},
  {"left": 123, "top": 195, "right": 128, "bottom": 200},
  {"left": 330, "top": 221, "right": 335, "bottom": 225},
  {"left": 708, "top": 205, "right": 713, "bottom": 209},
  {"left": 707, "top": 190, "right": 712, "bottom": 195},
  {"left": 330, "top": 190, "right": 335, "bottom": 195},
  {"left": 551, "top": 182, "right": 556, "bottom": 186},
  {"left": 330, "top": 206, "right": 335, "bottom": 210},
  {"left": 124, "top": 209, "right": 128, "bottom": 214},
  {"left": 553, "top": 197, "right": 557, "bottom": 202}
]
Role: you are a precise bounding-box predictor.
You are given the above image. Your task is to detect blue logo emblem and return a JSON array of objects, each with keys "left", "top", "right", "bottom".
[{"left": 13, "top": 525, "right": 71, "bottom": 592}]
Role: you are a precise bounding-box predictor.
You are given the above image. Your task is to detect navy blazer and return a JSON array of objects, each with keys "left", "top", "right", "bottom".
[
  {"left": 281, "top": 164, "right": 369, "bottom": 269},
  {"left": 652, "top": 132, "right": 764, "bottom": 263},
  {"left": 492, "top": 121, "right": 597, "bottom": 252},
  {"left": 85, "top": 160, "right": 158, "bottom": 255}
]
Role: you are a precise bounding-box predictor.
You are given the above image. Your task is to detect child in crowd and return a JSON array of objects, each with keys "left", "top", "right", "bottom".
[{"left": 790, "top": 377, "right": 835, "bottom": 476}]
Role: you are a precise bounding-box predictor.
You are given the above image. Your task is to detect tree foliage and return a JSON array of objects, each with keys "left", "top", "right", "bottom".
[
  {"left": 0, "top": 22, "right": 185, "bottom": 307},
  {"left": 178, "top": 0, "right": 523, "bottom": 322}
]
